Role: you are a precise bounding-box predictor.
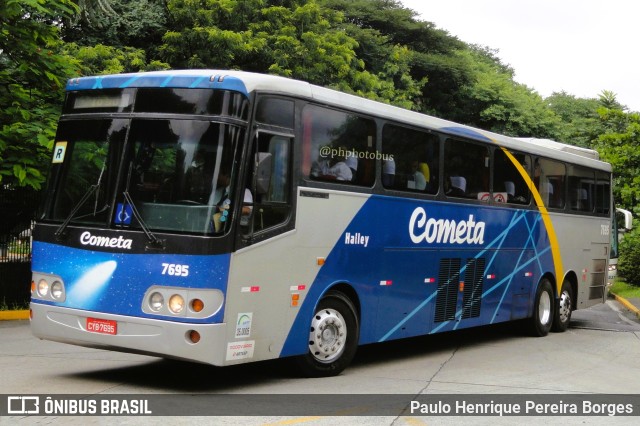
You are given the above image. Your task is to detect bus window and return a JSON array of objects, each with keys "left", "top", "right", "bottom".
[
  {"left": 534, "top": 158, "right": 565, "bottom": 209},
  {"left": 246, "top": 133, "right": 293, "bottom": 234},
  {"left": 568, "top": 164, "right": 595, "bottom": 213},
  {"left": 303, "top": 105, "right": 376, "bottom": 186},
  {"left": 595, "top": 171, "right": 611, "bottom": 215},
  {"left": 444, "top": 139, "right": 490, "bottom": 200},
  {"left": 256, "top": 98, "right": 294, "bottom": 128},
  {"left": 381, "top": 124, "right": 439, "bottom": 194},
  {"left": 126, "top": 120, "right": 244, "bottom": 235},
  {"left": 48, "top": 119, "right": 127, "bottom": 225},
  {"left": 493, "top": 149, "right": 531, "bottom": 205},
  {"left": 135, "top": 88, "right": 249, "bottom": 119}
]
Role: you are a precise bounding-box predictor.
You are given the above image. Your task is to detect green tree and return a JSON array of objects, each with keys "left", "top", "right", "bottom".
[
  {"left": 63, "top": 0, "right": 168, "bottom": 55},
  {"left": 319, "top": 0, "right": 561, "bottom": 136},
  {"left": 320, "top": 0, "right": 470, "bottom": 115},
  {"left": 0, "top": 0, "right": 80, "bottom": 189},
  {"left": 593, "top": 106, "right": 640, "bottom": 215},
  {"left": 452, "top": 47, "right": 560, "bottom": 137},
  {"left": 545, "top": 92, "right": 601, "bottom": 148},
  {"left": 63, "top": 43, "right": 170, "bottom": 75},
  {"left": 618, "top": 226, "right": 640, "bottom": 286},
  {"left": 160, "top": 0, "right": 422, "bottom": 107}
]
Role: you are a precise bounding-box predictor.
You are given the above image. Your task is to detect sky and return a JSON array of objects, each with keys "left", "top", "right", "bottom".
[{"left": 399, "top": 0, "right": 640, "bottom": 112}]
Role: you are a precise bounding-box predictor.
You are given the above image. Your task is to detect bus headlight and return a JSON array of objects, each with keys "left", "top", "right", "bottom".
[
  {"left": 50, "top": 281, "right": 64, "bottom": 300},
  {"left": 149, "top": 292, "right": 164, "bottom": 311},
  {"left": 168, "top": 294, "right": 185, "bottom": 314},
  {"left": 37, "top": 279, "right": 49, "bottom": 297},
  {"left": 31, "top": 272, "right": 66, "bottom": 302},
  {"left": 142, "top": 286, "right": 223, "bottom": 318}
]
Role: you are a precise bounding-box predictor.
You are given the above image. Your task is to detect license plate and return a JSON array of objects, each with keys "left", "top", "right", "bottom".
[{"left": 86, "top": 317, "right": 117, "bottom": 335}]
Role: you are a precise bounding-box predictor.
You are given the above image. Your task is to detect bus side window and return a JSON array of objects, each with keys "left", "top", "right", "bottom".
[
  {"left": 381, "top": 124, "right": 439, "bottom": 194},
  {"left": 493, "top": 149, "right": 531, "bottom": 205},
  {"left": 535, "top": 158, "right": 566, "bottom": 209},
  {"left": 595, "top": 171, "right": 611, "bottom": 215},
  {"left": 568, "top": 164, "right": 595, "bottom": 213},
  {"left": 247, "top": 133, "right": 292, "bottom": 233},
  {"left": 303, "top": 104, "right": 376, "bottom": 186},
  {"left": 444, "top": 138, "right": 490, "bottom": 200}
]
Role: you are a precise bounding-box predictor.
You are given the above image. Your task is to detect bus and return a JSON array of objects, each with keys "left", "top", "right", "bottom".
[{"left": 30, "top": 70, "right": 613, "bottom": 377}]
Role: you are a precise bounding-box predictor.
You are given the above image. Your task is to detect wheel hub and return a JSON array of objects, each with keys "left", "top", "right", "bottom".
[
  {"left": 558, "top": 290, "right": 571, "bottom": 322},
  {"left": 308, "top": 308, "right": 347, "bottom": 363},
  {"left": 539, "top": 291, "right": 552, "bottom": 325}
]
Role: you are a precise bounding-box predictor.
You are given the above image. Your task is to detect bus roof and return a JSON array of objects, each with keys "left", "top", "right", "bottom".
[{"left": 66, "top": 69, "right": 611, "bottom": 172}]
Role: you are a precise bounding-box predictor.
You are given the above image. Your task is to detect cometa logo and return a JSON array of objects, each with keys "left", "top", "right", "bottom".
[
  {"left": 409, "top": 207, "right": 486, "bottom": 245},
  {"left": 80, "top": 231, "right": 133, "bottom": 250}
]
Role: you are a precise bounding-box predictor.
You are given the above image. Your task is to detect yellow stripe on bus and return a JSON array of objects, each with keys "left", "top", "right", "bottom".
[{"left": 499, "top": 146, "right": 564, "bottom": 294}]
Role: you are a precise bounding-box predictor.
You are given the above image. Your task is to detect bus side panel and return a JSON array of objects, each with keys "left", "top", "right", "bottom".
[
  {"left": 550, "top": 213, "right": 610, "bottom": 309},
  {"left": 223, "top": 188, "right": 371, "bottom": 363},
  {"left": 280, "top": 194, "right": 556, "bottom": 356}
]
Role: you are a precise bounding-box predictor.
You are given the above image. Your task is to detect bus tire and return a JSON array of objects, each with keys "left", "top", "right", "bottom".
[
  {"left": 527, "top": 278, "right": 554, "bottom": 337},
  {"left": 552, "top": 280, "right": 573, "bottom": 332},
  {"left": 294, "top": 291, "right": 359, "bottom": 377}
]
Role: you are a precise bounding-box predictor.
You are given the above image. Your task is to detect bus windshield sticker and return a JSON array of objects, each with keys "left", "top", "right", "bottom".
[{"left": 52, "top": 141, "right": 67, "bottom": 164}]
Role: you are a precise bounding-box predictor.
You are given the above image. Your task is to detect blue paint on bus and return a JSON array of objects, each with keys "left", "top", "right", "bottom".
[
  {"left": 280, "top": 195, "right": 554, "bottom": 357},
  {"left": 66, "top": 71, "right": 249, "bottom": 95},
  {"left": 31, "top": 241, "right": 229, "bottom": 323}
]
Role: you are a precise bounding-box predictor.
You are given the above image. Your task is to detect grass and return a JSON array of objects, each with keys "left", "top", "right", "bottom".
[
  {"left": 0, "top": 298, "right": 29, "bottom": 311},
  {"left": 610, "top": 280, "right": 640, "bottom": 299}
]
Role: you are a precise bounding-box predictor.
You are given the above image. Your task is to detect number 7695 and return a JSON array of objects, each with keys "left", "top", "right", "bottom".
[{"left": 161, "top": 263, "right": 190, "bottom": 276}]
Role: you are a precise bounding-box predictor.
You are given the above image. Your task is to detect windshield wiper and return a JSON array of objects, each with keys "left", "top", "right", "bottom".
[
  {"left": 122, "top": 162, "right": 165, "bottom": 250},
  {"left": 122, "top": 190, "right": 164, "bottom": 250},
  {"left": 55, "top": 162, "right": 107, "bottom": 239}
]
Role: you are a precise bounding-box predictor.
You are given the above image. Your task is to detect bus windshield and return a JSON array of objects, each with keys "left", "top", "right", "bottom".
[{"left": 44, "top": 118, "right": 245, "bottom": 235}]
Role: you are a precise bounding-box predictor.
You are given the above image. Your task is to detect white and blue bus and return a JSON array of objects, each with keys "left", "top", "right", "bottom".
[{"left": 30, "top": 70, "right": 612, "bottom": 376}]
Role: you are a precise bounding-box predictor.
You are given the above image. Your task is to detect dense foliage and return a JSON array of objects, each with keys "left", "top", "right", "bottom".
[
  {"left": 618, "top": 226, "right": 640, "bottom": 286},
  {"left": 1, "top": 0, "right": 639, "bottom": 224}
]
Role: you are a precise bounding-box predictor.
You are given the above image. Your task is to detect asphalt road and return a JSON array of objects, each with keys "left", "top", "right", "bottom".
[{"left": 1, "top": 300, "right": 639, "bottom": 425}]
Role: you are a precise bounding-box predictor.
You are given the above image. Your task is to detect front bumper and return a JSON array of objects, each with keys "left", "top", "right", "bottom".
[{"left": 30, "top": 302, "right": 228, "bottom": 365}]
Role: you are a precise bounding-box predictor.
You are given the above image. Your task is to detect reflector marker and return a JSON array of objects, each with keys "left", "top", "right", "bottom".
[
  {"left": 290, "top": 285, "right": 306, "bottom": 291},
  {"left": 291, "top": 293, "right": 300, "bottom": 307},
  {"left": 379, "top": 280, "right": 393, "bottom": 286},
  {"left": 486, "top": 274, "right": 496, "bottom": 279},
  {"left": 424, "top": 278, "right": 435, "bottom": 283},
  {"left": 241, "top": 286, "right": 260, "bottom": 293},
  {"left": 524, "top": 272, "right": 533, "bottom": 277}
]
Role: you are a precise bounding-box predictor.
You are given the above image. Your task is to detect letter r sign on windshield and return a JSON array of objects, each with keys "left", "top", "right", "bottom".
[{"left": 52, "top": 141, "right": 67, "bottom": 164}]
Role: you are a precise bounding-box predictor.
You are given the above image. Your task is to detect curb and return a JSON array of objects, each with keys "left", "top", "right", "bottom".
[
  {"left": 0, "top": 310, "right": 29, "bottom": 321},
  {"left": 610, "top": 292, "right": 640, "bottom": 318}
]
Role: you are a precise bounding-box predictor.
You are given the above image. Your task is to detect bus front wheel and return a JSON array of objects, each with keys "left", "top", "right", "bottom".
[
  {"left": 527, "top": 278, "right": 554, "bottom": 337},
  {"left": 294, "top": 291, "right": 359, "bottom": 377}
]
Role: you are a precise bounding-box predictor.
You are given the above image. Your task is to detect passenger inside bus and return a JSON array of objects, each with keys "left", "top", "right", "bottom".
[
  {"left": 310, "top": 149, "right": 353, "bottom": 181},
  {"left": 407, "top": 161, "right": 429, "bottom": 190},
  {"left": 445, "top": 175, "right": 467, "bottom": 198}
]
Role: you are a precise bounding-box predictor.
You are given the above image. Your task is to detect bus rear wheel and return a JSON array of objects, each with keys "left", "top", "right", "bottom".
[
  {"left": 527, "top": 278, "right": 554, "bottom": 337},
  {"left": 552, "top": 280, "right": 573, "bottom": 332},
  {"left": 294, "top": 291, "right": 359, "bottom": 377}
]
